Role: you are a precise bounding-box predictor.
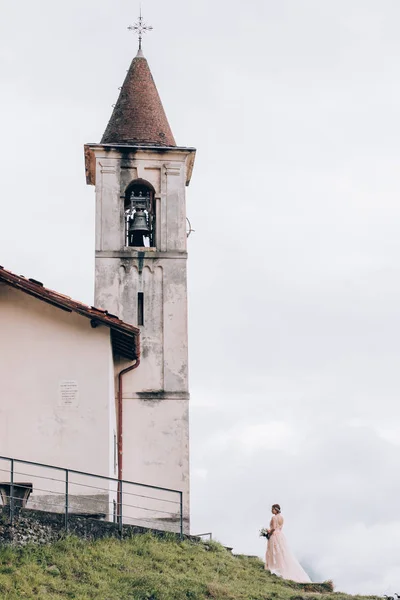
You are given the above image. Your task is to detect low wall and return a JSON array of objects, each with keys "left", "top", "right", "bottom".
[
  {"left": 0, "top": 507, "right": 190, "bottom": 547},
  {"left": 28, "top": 493, "right": 109, "bottom": 515}
]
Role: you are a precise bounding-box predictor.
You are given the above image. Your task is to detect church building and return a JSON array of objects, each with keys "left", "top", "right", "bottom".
[{"left": 0, "top": 25, "right": 195, "bottom": 533}]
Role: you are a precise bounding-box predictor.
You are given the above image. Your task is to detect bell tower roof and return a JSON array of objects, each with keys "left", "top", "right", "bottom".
[{"left": 101, "top": 48, "right": 176, "bottom": 147}]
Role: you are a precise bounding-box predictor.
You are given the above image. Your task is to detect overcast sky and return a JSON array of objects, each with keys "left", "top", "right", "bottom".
[{"left": 1, "top": 0, "right": 400, "bottom": 594}]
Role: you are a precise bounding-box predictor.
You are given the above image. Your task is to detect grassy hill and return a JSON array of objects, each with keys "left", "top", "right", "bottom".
[{"left": 0, "top": 534, "right": 378, "bottom": 600}]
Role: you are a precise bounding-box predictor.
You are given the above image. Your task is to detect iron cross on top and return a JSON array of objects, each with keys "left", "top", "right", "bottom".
[{"left": 128, "top": 9, "right": 153, "bottom": 50}]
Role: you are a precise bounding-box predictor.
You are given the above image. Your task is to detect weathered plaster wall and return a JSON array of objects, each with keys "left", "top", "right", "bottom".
[
  {"left": 121, "top": 396, "right": 189, "bottom": 527},
  {"left": 92, "top": 147, "right": 192, "bottom": 531},
  {"left": 0, "top": 284, "right": 116, "bottom": 512}
]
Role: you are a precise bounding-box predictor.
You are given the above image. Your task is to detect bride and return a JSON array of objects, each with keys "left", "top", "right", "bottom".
[{"left": 265, "top": 504, "right": 311, "bottom": 583}]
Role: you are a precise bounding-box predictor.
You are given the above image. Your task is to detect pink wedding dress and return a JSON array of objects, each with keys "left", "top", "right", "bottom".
[{"left": 265, "top": 514, "right": 311, "bottom": 583}]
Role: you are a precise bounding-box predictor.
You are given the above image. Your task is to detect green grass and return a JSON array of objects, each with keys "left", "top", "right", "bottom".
[{"left": 0, "top": 534, "right": 379, "bottom": 600}]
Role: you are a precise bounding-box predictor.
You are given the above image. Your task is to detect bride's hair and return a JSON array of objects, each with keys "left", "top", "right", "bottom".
[{"left": 272, "top": 503, "right": 281, "bottom": 513}]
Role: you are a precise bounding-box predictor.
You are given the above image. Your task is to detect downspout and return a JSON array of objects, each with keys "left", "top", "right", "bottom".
[{"left": 117, "top": 358, "right": 140, "bottom": 519}]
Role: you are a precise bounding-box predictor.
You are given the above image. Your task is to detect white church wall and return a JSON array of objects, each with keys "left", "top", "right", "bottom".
[
  {"left": 96, "top": 261, "right": 164, "bottom": 391},
  {"left": 108, "top": 345, "right": 118, "bottom": 520},
  {"left": 95, "top": 158, "right": 123, "bottom": 252},
  {"left": 0, "top": 284, "right": 116, "bottom": 517},
  {"left": 162, "top": 260, "right": 189, "bottom": 391},
  {"left": 90, "top": 145, "right": 193, "bottom": 533},
  {"left": 120, "top": 396, "right": 189, "bottom": 531}
]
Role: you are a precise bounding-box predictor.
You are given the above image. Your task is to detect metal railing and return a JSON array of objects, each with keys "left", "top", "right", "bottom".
[{"left": 0, "top": 456, "right": 184, "bottom": 538}]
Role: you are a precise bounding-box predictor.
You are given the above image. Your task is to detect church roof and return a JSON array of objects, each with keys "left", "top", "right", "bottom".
[
  {"left": 0, "top": 266, "right": 140, "bottom": 361},
  {"left": 101, "top": 50, "right": 176, "bottom": 146}
]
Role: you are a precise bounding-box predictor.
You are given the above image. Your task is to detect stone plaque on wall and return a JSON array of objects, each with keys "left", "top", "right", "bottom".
[{"left": 59, "top": 380, "right": 79, "bottom": 408}]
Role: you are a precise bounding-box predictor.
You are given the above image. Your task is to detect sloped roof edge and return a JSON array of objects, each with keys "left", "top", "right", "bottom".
[{"left": 0, "top": 265, "right": 140, "bottom": 361}]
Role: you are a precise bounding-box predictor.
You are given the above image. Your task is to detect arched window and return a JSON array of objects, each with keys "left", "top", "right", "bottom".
[{"left": 124, "top": 180, "right": 155, "bottom": 248}]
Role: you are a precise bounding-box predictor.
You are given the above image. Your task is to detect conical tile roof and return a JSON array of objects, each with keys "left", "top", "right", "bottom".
[{"left": 101, "top": 50, "right": 176, "bottom": 146}]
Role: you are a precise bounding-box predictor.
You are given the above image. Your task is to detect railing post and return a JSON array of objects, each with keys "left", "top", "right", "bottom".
[
  {"left": 65, "top": 469, "right": 69, "bottom": 532},
  {"left": 179, "top": 492, "right": 183, "bottom": 540},
  {"left": 10, "top": 459, "right": 14, "bottom": 526},
  {"left": 118, "top": 480, "right": 123, "bottom": 536}
]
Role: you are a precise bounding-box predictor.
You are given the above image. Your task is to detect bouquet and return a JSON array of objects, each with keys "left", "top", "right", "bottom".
[{"left": 259, "top": 528, "right": 270, "bottom": 540}]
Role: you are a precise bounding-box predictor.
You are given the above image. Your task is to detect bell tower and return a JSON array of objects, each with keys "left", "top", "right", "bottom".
[{"left": 84, "top": 20, "right": 195, "bottom": 532}]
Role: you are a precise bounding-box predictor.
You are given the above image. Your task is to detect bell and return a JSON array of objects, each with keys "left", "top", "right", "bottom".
[
  {"left": 128, "top": 209, "right": 149, "bottom": 246},
  {"left": 129, "top": 209, "right": 149, "bottom": 234}
]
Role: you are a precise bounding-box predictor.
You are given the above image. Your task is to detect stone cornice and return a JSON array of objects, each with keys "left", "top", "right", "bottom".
[
  {"left": 84, "top": 143, "right": 196, "bottom": 187},
  {"left": 96, "top": 250, "right": 187, "bottom": 259}
]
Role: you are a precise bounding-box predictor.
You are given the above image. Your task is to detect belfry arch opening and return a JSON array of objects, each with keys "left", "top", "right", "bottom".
[{"left": 124, "top": 180, "right": 156, "bottom": 248}]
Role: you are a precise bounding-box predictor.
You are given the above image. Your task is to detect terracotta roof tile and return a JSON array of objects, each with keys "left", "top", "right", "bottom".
[{"left": 101, "top": 51, "right": 176, "bottom": 146}]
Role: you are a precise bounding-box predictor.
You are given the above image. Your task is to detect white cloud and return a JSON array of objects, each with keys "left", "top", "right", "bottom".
[{"left": 224, "top": 422, "right": 294, "bottom": 453}]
